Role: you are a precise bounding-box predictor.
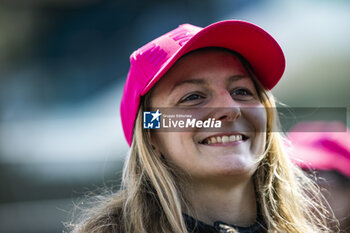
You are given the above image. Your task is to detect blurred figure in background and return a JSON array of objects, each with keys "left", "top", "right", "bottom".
[{"left": 288, "top": 121, "right": 350, "bottom": 232}]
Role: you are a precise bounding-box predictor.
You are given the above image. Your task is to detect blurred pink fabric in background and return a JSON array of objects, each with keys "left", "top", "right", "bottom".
[{"left": 287, "top": 121, "right": 350, "bottom": 178}]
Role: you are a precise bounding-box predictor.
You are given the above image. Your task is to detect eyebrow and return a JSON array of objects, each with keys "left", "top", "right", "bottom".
[
  {"left": 170, "top": 75, "right": 248, "bottom": 93},
  {"left": 228, "top": 75, "right": 248, "bottom": 83},
  {"left": 170, "top": 79, "right": 206, "bottom": 93}
]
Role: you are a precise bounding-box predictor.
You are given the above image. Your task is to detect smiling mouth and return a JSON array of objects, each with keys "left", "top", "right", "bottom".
[{"left": 199, "top": 133, "right": 249, "bottom": 145}]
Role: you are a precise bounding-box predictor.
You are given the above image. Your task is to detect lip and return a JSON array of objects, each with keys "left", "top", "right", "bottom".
[
  {"left": 203, "top": 140, "right": 244, "bottom": 147},
  {"left": 198, "top": 132, "right": 249, "bottom": 146}
]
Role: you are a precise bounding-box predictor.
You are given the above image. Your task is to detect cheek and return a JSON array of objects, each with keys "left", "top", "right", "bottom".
[
  {"left": 152, "top": 132, "right": 174, "bottom": 156},
  {"left": 243, "top": 105, "right": 267, "bottom": 131},
  {"left": 152, "top": 132, "right": 195, "bottom": 162},
  {"left": 252, "top": 132, "right": 267, "bottom": 156},
  {"left": 243, "top": 106, "right": 267, "bottom": 155}
]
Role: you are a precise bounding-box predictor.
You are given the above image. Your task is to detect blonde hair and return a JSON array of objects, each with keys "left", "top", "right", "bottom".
[{"left": 67, "top": 48, "right": 339, "bottom": 233}]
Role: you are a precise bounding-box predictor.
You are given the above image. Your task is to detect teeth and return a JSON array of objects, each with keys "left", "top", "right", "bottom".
[{"left": 204, "top": 134, "right": 245, "bottom": 144}]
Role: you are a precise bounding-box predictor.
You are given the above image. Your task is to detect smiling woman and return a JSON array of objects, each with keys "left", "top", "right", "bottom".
[
  {"left": 68, "top": 21, "right": 339, "bottom": 233},
  {"left": 150, "top": 48, "right": 267, "bottom": 181}
]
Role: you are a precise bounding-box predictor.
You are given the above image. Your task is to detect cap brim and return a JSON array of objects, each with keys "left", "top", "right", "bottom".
[{"left": 141, "top": 20, "right": 285, "bottom": 95}]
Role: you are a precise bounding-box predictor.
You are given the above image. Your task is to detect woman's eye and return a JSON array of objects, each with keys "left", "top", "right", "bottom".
[
  {"left": 180, "top": 93, "right": 204, "bottom": 103},
  {"left": 231, "top": 88, "right": 254, "bottom": 100}
]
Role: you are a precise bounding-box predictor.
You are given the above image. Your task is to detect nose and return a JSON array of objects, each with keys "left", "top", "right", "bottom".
[{"left": 211, "top": 91, "right": 241, "bottom": 122}]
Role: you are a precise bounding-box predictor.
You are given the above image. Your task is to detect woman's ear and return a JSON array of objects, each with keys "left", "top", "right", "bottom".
[
  {"left": 151, "top": 144, "right": 164, "bottom": 159},
  {"left": 149, "top": 132, "right": 167, "bottom": 161},
  {"left": 150, "top": 134, "right": 162, "bottom": 158}
]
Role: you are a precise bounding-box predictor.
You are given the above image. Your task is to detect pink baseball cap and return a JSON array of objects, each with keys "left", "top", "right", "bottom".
[
  {"left": 287, "top": 122, "right": 350, "bottom": 178},
  {"left": 120, "top": 20, "right": 285, "bottom": 146}
]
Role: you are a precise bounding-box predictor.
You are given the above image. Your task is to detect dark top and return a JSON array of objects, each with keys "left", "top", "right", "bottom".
[{"left": 183, "top": 212, "right": 267, "bottom": 233}]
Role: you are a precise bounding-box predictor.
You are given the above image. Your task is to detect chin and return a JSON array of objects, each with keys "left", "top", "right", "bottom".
[{"left": 212, "top": 158, "right": 258, "bottom": 177}]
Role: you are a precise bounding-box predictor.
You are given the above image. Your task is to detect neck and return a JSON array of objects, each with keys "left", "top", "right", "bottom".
[{"left": 184, "top": 176, "right": 257, "bottom": 227}]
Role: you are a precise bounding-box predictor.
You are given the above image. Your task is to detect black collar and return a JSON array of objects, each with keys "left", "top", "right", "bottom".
[{"left": 183, "top": 211, "right": 267, "bottom": 233}]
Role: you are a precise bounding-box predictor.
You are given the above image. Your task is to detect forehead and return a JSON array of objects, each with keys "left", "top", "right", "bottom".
[
  {"left": 154, "top": 48, "right": 250, "bottom": 87},
  {"left": 180, "top": 47, "right": 241, "bottom": 63}
]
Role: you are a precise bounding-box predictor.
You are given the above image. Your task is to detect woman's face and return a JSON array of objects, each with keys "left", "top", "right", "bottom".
[{"left": 150, "top": 49, "right": 267, "bottom": 181}]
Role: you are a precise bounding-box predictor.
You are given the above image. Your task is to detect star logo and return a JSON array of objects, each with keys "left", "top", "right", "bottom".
[
  {"left": 150, "top": 109, "right": 162, "bottom": 122},
  {"left": 143, "top": 109, "right": 162, "bottom": 129}
]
